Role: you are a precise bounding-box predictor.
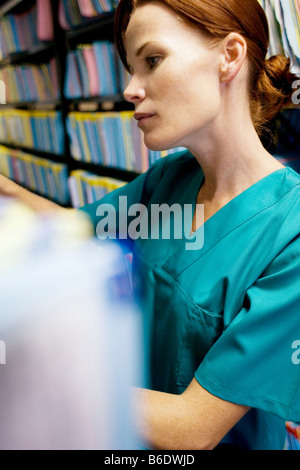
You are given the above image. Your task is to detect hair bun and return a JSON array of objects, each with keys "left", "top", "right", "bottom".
[
  {"left": 254, "top": 54, "right": 299, "bottom": 129},
  {"left": 264, "top": 55, "right": 295, "bottom": 96}
]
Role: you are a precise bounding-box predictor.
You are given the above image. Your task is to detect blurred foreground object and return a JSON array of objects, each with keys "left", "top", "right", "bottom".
[{"left": 0, "top": 199, "right": 142, "bottom": 450}]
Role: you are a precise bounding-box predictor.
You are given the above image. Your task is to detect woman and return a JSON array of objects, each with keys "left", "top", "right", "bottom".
[{"left": 1, "top": 0, "right": 300, "bottom": 450}]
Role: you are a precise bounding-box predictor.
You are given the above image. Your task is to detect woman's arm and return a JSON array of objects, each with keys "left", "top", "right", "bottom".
[
  {"left": 0, "top": 174, "right": 68, "bottom": 212},
  {"left": 134, "top": 378, "right": 250, "bottom": 450}
]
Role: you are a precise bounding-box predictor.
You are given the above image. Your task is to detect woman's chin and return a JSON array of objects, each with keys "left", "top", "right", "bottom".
[{"left": 144, "top": 136, "right": 179, "bottom": 153}]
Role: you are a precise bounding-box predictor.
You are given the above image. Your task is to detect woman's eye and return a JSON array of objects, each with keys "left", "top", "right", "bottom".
[{"left": 146, "top": 56, "right": 161, "bottom": 69}]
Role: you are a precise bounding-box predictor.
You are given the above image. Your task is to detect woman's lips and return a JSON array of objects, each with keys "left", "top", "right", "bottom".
[{"left": 134, "top": 113, "right": 156, "bottom": 127}]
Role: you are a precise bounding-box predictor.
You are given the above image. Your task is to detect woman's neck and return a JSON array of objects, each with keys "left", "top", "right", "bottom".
[{"left": 187, "top": 115, "right": 284, "bottom": 202}]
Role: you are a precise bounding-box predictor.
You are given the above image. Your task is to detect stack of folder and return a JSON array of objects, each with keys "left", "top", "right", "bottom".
[
  {"left": 65, "top": 41, "right": 127, "bottom": 98},
  {"left": 0, "top": 3, "right": 50, "bottom": 60},
  {"left": 259, "top": 0, "right": 300, "bottom": 75},
  {"left": 36, "top": 0, "right": 54, "bottom": 42},
  {"left": 0, "top": 110, "right": 65, "bottom": 155},
  {"left": 0, "top": 197, "right": 141, "bottom": 450},
  {"left": 58, "top": 0, "right": 118, "bottom": 30},
  {"left": 0, "top": 58, "right": 59, "bottom": 103},
  {"left": 69, "top": 169, "right": 126, "bottom": 207},
  {"left": 66, "top": 110, "right": 185, "bottom": 173},
  {"left": 0, "top": 145, "right": 69, "bottom": 205}
]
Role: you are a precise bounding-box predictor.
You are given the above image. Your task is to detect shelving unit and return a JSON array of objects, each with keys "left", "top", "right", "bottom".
[
  {"left": 0, "top": 0, "right": 141, "bottom": 207},
  {"left": 0, "top": 141, "right": 66, "bottom": 163},
  {"left": 0, "top": 0, "right": 299, "bottom": 207},
  {"left": 0, "top": 0, "right": 27, "bottom": 17}
]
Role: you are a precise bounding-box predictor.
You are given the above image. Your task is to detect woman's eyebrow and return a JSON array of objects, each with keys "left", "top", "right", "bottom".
[
  {"left": 135, "top": 41, "right": 160, "bottom": 57},
  {"left": 127, "top": 41, "right": 160, "bottom": 72}
]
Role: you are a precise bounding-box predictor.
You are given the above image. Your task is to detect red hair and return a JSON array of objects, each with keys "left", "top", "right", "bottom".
[{"left": 114, "top": 0, "right": 298, "bottom": 134}]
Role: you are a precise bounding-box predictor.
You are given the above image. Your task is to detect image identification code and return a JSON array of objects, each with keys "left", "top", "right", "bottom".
[{"left": 104, "top": 454, "right": 195, "bottom": 467}]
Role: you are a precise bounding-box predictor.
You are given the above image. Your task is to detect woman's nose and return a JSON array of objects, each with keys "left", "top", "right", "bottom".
[{"left": 123, "top": 77, "right": 146, "bottom": 103}]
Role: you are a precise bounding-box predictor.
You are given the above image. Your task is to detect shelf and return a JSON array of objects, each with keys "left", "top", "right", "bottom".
[
  {"left": 0, "top": 142, "right": 67, "bottom": 163},
  {"left": 0, "top": 98, "right": 132, "bottom": 111},
  {"left": 67, "top": 95, "right": 133, "bottom": 112},
  {"left": 0, "top": 100, "right": 61, "bottom": 109},
  {"left": 0, "top": 43, "right": 55, "bottom": 68},
  {"left": 66, "top": 12, "right": 115, "bottom": 47},
  {"left": 69, "top": 158, "right": 140, "bottom": 182},
  {"left": 68, "top": 94, "right": 125, "bottom": 103},
  {"left": 0, "top": 0, "right": 23, "bottom": 17},
  {"left": 0, "top": 0, "right": 35, "bottom": 16}
]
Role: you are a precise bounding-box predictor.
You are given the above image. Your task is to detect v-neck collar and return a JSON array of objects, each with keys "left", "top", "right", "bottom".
[
  {"left": 190, "top": 167, "right": 289, "bottom": 239},
  {"left": 164, "top": 164, "right": 299, "bottom": 278},
  {"left": 134, "top": 153, "right": 299, "bottom": 278}
]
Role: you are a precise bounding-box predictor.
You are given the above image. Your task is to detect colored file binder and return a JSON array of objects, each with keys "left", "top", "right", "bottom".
[
  {"left": 259, "top": 0, "right": 300, "bottom": 74},
  {"left": 0, "top": 3, "right": 53, "bottom": 60},
  {"left": 58, "top": 0, "right": 116, "bottom": 30},
  {"left": 36, "top": 0, "right": 54, "bottom": 42},
  {"left": 77, "top": 0, "right": 97, "bottom": 17},
  {"left": 66, "top": 111, "right": 185, "bottom": 173},
  {"left": 69, "top": 169, "right": 126, "bottom": 207},
  {"left": 0, "top": 59, "right": 60, "bottom": 103},
  {"left": 0, "top": 110, "right": 64, "bottom": 155},
  {"left": 65, "top": 41, "right": 123, "bottom": 99},
  {"left": 82, "top": 46, "right": 100, "bottom": 96},
  {"left": 0, "top": 145, "right": 69, "bottom": 205}
]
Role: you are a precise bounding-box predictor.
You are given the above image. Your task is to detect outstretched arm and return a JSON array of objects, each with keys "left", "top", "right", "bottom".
[
  {"left": 134, "top": 378, "right": 250, "bottom": 450},
  {"left": 0, "top": 174, "right": 69, "bottom": 213}
]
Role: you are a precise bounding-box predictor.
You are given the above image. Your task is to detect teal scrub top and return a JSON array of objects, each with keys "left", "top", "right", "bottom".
[{"left": 80, "top": 150, "right": 300, "bottom": 450}]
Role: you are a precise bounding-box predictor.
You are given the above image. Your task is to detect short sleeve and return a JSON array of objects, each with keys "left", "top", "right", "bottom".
[{"left": 195, "top": 235, "right": 300, "bottom": 423}]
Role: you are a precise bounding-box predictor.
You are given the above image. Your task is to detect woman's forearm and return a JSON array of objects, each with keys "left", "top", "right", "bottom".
[
  {"left": 134, "top": 387, "right": 193, "bottom": 450},
  {"left": 0, "top": 174, "right": 65, "bottom": 212},
  {"left": 133, "top": 386, "right": 214, "bottom": 450},
  {"left": 133, "top": 380, "right": 250, "bottom": 450}
]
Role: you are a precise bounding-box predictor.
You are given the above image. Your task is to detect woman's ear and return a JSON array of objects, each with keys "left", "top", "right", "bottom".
[{"left": 219, "top": 33, "right": 248, "bottom": 83}]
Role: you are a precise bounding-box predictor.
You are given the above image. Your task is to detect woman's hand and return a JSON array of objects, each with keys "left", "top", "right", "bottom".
[{"left": 0, "top": 173, "right": 19, "bottom": 197}]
